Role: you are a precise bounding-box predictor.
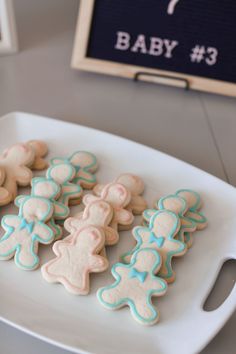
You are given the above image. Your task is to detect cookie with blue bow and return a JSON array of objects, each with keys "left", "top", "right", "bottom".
[
  {"left": 0, "top": 196, "right": 54, "bottom": 270},
  {"left": 122, "top": 210, "right": 186, "bottom": 283},
  {"left": 143, "top": 194, "right": 196, "bottom": 248},
  {"left": 15, "top": 177, "right": 69, "bottom": 241},
  {"left": 97, "top": 248, "right": 167, "bottom": 325}
]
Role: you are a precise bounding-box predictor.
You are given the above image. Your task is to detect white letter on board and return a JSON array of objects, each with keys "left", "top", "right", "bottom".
[
  {"left": 115, "top": 32, "right": 130, "bottom": 50},
  {"left": 149, "top": 37, "right": 163, "bottom": 56},
  {"left": 164, "top": 39, "right": 179, "bottom": 58},
  {"left": 131, "top": 34, "right": 147, "bottom": 54}
]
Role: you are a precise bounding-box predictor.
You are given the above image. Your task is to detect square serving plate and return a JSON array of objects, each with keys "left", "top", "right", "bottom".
[{"left": 0, "top": 112, "right": 236, "bottom": 354}]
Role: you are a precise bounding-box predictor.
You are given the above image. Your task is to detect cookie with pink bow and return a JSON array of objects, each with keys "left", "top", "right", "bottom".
[
  {"left": 93, "top": 173, "right": 147, "bottom": 215},
  {"left": 122, "top": 210, "right": 186, "bottom": 283},
  {"left": 83, "top": 182, "right": 134, "bottom": 236},
  {"left": 97, "top": 248, "right": 167, "bottom": 325},
  {"left": 41, "top": 225, "right": 109, "bottom": 295},
  {"left": 0, "top": 196, "right": 54, "bottom": 270}
]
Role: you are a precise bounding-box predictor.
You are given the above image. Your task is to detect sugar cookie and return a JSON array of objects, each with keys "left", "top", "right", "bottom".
[
  {"left": 94, "top": 173, "right": 147, "bottom": 215},
  {"left": 51, "top": 151, "right": 98, "bottom": 190},
  {"left": 176, "top": 189, "right": 207, "bottom": 230},
  {"left": 122, "top": 210, "right": 186, "bottom": 283},
  {"left": 46, "top": 163, "right": 83, "bottom": 206},
  {"left": 27, "top": 140, "right": 48, "bottom": 170},
  {"left": 83, "top": 182, "right": 134, "bottom": 234},
  {"left": 97, "top": 248, "right": 167, "bottom": 325},
  {"left": 0, "top": 196, "right": 54, "bottom": 270},
  {"left": 41, "top": 226, "right": 108, "bottom": 295},
  {"left": 64, "top": 200, "right": 118, "bottom": 246}
]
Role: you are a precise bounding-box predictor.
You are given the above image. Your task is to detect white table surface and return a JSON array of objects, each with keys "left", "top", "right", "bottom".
[{"left": 0, "top": 0, "right": 235, "bottom": 353}]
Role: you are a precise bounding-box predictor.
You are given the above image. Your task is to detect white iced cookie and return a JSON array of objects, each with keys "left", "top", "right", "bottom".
[
  {"left": 175, "top": 189, "right": 208, "bottom": 230},
  {"left": 41, "top": 226, "right": 108, "bottom": 295},
  {"left": 143, "top": 194, "right": 197, "bottom": 248},
  {"left": 97, "top": 248, "right": 167, "bottom": 325},
  {"left": 50, "top": 151, "right": 98, "bottom": 190},
  {"left": 46, "top": 162, "right": 83, "bottom": 207},
  {"left": 0, "top": 196, "right": 54, "bottom": 270},
  {"left": 122, "top": 210, "right": 186, "bottom": 283}
]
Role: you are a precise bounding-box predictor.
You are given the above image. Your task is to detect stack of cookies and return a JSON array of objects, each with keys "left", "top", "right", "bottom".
[
  {"left": 41, "top": 173, "right": 147, "bottom": 294},
  {"left": 98, "top": 189, "right": 207, "bottom": 325}
]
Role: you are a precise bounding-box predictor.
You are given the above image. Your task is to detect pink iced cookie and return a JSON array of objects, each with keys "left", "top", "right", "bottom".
[
  {"left": 41, "top": 226, "right": 108, "bottom": 295},
  {"left": 27, "top": 140, "right": 48, "bottom": 170},
  {"left": 83, "top": 182, "right": 134, "bottom": 235},
  {"left": 97, "top": 248, "right": 167, "bottom": 325},
  {"left": 64, "top": 200, "right": 118, "bottom": 246},
  {"left": 94, "top": 173, "right": 147, "bottom": 215},
  {"left": 0, "top": 167, "right": 11, "bottom": 206},
  {"left": 0, "top": 143, "right": 35, "bottom": 203}
]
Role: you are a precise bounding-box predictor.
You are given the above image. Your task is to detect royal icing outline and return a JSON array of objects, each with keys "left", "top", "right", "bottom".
[
  {"left": 0, "top": 196, "right": 54, "bottom": 270},
  {"left": 41, "top": 225, "right": 108, "bottom": 295},
  {"left": 46, "top": 162, "right": 83, "bottom": 206},
  {"left": 50, "top": 151, "right": 98, "bottom": 189},
  {"left": 97, "top": 248, "right": 167, "bottom": 325},
  {"left": 175, "top": 189, "right": 207, "bottom": 229},
  {"left": 122, "top": 210, "right": 186, "bottom": 282}
]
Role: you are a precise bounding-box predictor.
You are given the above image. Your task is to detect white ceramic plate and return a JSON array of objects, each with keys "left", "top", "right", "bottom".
[{"left": 0, "top": 112, "right": 236, "bottom": 354}]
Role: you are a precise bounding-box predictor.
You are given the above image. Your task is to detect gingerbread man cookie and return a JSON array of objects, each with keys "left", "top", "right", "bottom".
[
  {"left": 46, "top": 162, "right": 83, "bottom": 206},
  {"left": 94, "top": 173, "right": 147, "bottom": 215},
  {"left": 0, "top": 196, "right": 54, "bottom": 270},
  {"left": 15, "top": 177, "right": 69, "bottom": 240},
  {"left": 97, "top": 248, "right": 167, "bottom": 325},
  {"left": 176, "top": 189, "right": 207, "bottom": 230},
  {"left": 122, "top": 210, "right": 186, "bottom": 283},
  {"left": 64, "top": 199, "right": 118, "bottom": 246},
  {"left": 143, "top": 195, "right": 196, "bottom": 248},
  {"left": 41, "top": 226, "right": 108, "bottom": 295},
  {"left": 0, "top": 166, "right": 11, "bottom": 206},
  {"left": 0, "top": 142, "right": 35, "bottom": 203},
  {"left": 27, "top": 140, "right": 48, "bottom": 170},
  {"left": 83, "top": 182, "right": 134, "bottom": 234},
  {"left": 30, "top": 177, "right": 68, "bottom": 239},
  {"left": 50, "top": 151, "right": 98, "bottom": 190}
]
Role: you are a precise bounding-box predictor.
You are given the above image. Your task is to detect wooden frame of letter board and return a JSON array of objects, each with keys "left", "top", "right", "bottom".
[{"left": 71, "top": 0, "right": 236, "bottom": 97}]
